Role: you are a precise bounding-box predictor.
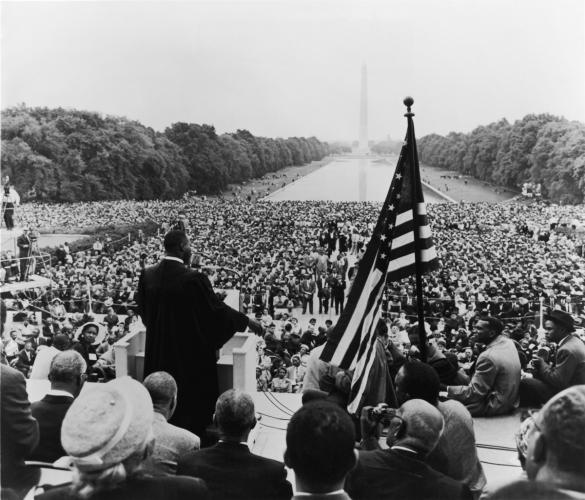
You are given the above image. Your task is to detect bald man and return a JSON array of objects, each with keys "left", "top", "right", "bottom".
[
  {"left": 345, "top": 399, "right": 472, "bottom": 500},
  {"left": 178, "top": 389, "right": 292, "bottom": 500}
]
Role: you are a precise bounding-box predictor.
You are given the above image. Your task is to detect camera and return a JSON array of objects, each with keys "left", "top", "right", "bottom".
[{"left": 368, "top": 404, "right": 396, "bottom": 425}]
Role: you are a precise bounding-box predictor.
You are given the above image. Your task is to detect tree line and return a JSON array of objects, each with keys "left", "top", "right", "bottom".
[
  {"left": 416, "top": 114, "right": 585, "bottom": 204},
  {"left": 1, "top": 106, "right": 336, "bottom": 202}
]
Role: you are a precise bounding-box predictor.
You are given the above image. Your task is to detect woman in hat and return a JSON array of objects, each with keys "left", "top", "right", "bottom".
[{"left": 36, "top": 377, "right": 208, "bottom": 499}]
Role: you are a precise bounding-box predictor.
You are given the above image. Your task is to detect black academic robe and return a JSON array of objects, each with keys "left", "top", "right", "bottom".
[{"left": 137, "top": 259, "right": 249, "bottom": 437}]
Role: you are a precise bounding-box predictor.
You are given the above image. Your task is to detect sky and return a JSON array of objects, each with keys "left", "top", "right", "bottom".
[{"left": 2, "top": 0, "right": 584, "bottom": 142}]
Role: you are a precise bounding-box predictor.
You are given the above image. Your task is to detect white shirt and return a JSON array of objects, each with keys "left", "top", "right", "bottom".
[{"left": 30, "top": 346, "right": 61, "bottom": 379}]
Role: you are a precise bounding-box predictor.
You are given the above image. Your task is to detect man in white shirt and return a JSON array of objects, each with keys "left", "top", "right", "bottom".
[{"left": 30, "top": 334, "right": 71, "bottom": 380}]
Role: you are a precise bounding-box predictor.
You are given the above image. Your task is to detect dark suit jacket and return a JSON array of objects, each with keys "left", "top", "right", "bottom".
[
  {"left": 30, "top": 394, "right": 74, "bottom": 462},
  {"left": 345, "top": 448, "right": 472, "bottom": 500},
  {"left": 137, "top": 260, "right": 249, "bottom": 437},
  {"left": 1, "top": 364, "right": 39, "bottom": 492},
  {"left": 177, "top": 441, "right": 292, "bottom": 500},
  {"left": 35, "top": 474, "right": 208, "bottom": 500}
]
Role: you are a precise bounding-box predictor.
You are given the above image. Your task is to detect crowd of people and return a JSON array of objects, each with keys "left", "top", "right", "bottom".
[
  {"left": 2, "top": 197, "right": 584, "bottom": 391},
  {"left": 1, "top": 192, "right": 585, "bottom": 499}
]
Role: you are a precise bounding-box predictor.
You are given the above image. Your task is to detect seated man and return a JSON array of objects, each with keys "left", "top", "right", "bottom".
[
  {"left": 35, "top": 377, "right": 208, "bottom": 500},
  {"left": 395, "top": 361, "right": 486, "bottom": 498},
  {"left": 30, "top": 334, "right": 71, "bottom": 380},
  {"left": 177, "top": 389, "right": 292, "bottom": 500},
  {"left": 142, "top": 371, "right": 200, "bottom": 475},
  {"left": 444, "top": 316, "right": 521, "bottom": 416},
  {"left": 30, "top": 350, "right": 87, "bottom": 462},
  {"left": 345, "top": 399, "right": 472, "bottom": 500},
  {"left": 1, "top": 364, "right": 39, "bottom": 498},
  {"left": 522, "top": 385, "right": 585, "bottom": 497},
  {"left": 285, "top": 400, "right": 356, "bottom": 500},
  {"left": 520, "top": 310, "right": 585, "bottom": 407}
]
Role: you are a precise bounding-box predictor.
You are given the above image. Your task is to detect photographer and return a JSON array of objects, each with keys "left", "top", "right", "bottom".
[{"left": 346, "top": 400, "right": 472, "bottom": 500}]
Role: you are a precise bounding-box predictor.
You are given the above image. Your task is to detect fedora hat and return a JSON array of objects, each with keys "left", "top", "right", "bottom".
[{"left": 544, "top": 310, "right": 574, "bottom": 332}]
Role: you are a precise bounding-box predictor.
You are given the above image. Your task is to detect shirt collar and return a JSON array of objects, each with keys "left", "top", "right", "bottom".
[
  {"left": 163, "top": 256, "right": 184, "bottom": 264},
  {"left": 295, "top": 490, "right": 345, "bottom": 497},
  {"left": 559, "top": 335, "right": 572, "bottom": 347},
  {"left": 391, "top": 445, "right": 418, "bottom": 454},
  {"left": 47, "top": 389, "right": 75, "bottom": 398},
  {"left": 218, "top": 439, "right": 249, "bottom": 447}
]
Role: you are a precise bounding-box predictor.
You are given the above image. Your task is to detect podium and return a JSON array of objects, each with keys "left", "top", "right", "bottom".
[{"left": 113, "top": 290, "right": 257, "bottom": 391}]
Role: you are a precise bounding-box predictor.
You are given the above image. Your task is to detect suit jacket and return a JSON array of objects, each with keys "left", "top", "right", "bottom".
[
  {"left": 143, "top": 412, "right": 201, "bottom": 476},
  {"left": 177, "top": 441, "right": 292, "bottom": 500},
  {"left": 536, "top": 335, "right": 585, "bottom": 392},
  {"left": 1, "top": 364, "right": 39, "bottom": 491},
  {"left": 447, "top": 335, "right": 521, "bottom": 416},
  {"left": 30, "top": 394, "right": 74, "bottom": 462},
  {"left": 345, "top": 448, "right": 472, "bottom": 500},
  {"left": 137, "top": 259, "right": 249, "bottom": 437}
]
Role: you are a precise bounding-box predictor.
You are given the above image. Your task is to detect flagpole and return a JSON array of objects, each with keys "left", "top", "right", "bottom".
[{"left": 404, "top": 97, "right": 428, "bottom": 363}]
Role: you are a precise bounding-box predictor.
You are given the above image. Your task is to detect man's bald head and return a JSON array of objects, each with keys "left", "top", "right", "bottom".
[
  {"left": 214, "top": 389, "right": 256, "bottom": 440},
  {"left": 391, "top": 399, "right": 444, "bottom": 455}
]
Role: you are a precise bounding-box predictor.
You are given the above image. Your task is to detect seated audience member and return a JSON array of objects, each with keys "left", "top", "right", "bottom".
[
  {"left": 520, "top": 310, "right": 585, "bottom": 407},
  {"left": 30, "top": 351, "right": 87, "bottom": 463},
  {"left": 407, "top": 325, "right": 469, "bottom": 385},
  {"left": 444, "top": 317, "right": 521, "bottom": 416},
  {"left": 14, "top": 340, "right": 36, "bottom": 378},
  {"left": 142, "top": 371, "right": 200, "bottom": 475},
  {"left": 177, "top": 389, "right": 292, "bottom": 500},
  {"left": 35, "top": 377, "right": 208, "bottom": 500},
  {"left": 71, "top": 322, "right": 101, "bottom": 372},
  {"left": 1, "top": 364, "right": 40, "bottom": 499},
  {"left": 284, "top": 400, "right": 356, "bottom": 500},
  {"left": 523, "top": 385, "right": 585, "bottom": 496},
  {"left": 345, "top": 399, "right": 472, "bottom": 500},
  {"left": 29, "top": 334, "right": 71, "bottom": 380},
  {"left": 395, "top": 361, "right": 486, "bottom": 498}
]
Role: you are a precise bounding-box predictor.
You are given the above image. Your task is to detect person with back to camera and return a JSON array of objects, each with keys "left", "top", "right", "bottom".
[
  {"left": 34, "top": 377, "right": 209, "bottom": 500},
  {"left": 137, "top": 230, "right": 264, "bottom": 440},
  {"left": 284, "top": 400, "right": 357, "bottom": 500}
]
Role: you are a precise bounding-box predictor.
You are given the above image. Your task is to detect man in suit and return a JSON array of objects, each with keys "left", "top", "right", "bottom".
[
  {"left": 14, "top": 340, "right": 36, "bottom": 378},
  {"left": 520, "top": 310, "right": 585, "bottom": 407},
  {"left": 444, "top": 316, "right": 521, "bottom": 416},
  {"left": 30, "top": 350, "right": 87, "bottom": 462},
  {"left": 137, "top": 231, "right": 263, "bottom": 439},
  {"left": 346, "top": 399, "right": 472, "bottom": 500},
  {"left": 142, "top": 371, "right": 200, "bottom": 475},
  {"left": 285, "top": 400, "right": 356, "bottom": 500},
  {"left": 177, "top": 389, "right": 292, "bottom": 500},
  {"left": 316, "top": 272, "right": 330, "bottom": 314},
  {"left": 1, "top": 364, "right": 39, "bottom": 497},
  {"left": 16, "top": 228, "right": 31, "bottom": 281},
  {"left": 300, "top": 273, "right": 316, "bottom": 315}
]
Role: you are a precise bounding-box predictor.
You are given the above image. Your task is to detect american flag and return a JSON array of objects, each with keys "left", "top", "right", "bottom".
[{"left": 320, "top": 109, "right": 439, "bottom": 414}]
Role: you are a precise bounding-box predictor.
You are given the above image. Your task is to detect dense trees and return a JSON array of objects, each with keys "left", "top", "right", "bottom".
[
  {"left": 1, "top": 106, "right": 331, "bottom": 202},
  {"left": 417, "top": 114, "right": 585, "bottom": 204}
]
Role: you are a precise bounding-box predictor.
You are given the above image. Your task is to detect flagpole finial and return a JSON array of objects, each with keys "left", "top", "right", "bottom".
[{"left": 403, "top": 96, "right": 414, "bottom": 117}]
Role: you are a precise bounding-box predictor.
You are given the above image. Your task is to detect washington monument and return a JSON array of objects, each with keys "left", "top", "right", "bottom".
[{"left": 358, "top": 64, "right": 369, "bottom": 153}]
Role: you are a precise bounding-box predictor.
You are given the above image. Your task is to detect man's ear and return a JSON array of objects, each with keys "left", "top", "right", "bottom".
[
  {"left": 532, "top": 433, "right": 547, "bottom": 466},
  {"left": 283, "top": 448, "right": 291, "bottom": 468},
  {"left": 349, "top": 448, "right": 359, "bottom": 471}
]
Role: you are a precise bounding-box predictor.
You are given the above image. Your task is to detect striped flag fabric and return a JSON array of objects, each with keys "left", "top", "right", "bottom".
[{"left": 320, "top": 108, "right": 439, "bottom": 414}]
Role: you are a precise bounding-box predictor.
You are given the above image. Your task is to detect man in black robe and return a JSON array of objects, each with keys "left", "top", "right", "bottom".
[{"left": 137, "top": 231, "right": 263, "bottom": 439}]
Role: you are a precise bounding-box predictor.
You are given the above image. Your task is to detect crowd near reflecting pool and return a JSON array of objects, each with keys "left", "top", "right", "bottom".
[{"left": 1, "top": 197, "right": 584, "bottom": 389}]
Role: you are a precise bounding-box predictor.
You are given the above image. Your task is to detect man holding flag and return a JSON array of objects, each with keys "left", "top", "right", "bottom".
[{"left": 320, "top": 97, "right": 439, "bottom": 415}]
